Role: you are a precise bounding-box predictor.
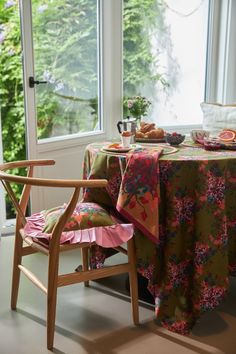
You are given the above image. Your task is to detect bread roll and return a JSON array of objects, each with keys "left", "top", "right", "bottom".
[
  {"left": 146, "top": 128, "right": 164, "bottom": 139},
  {"left": 135, "top": 131, "right": 146, "bottom": 138},
  {"left": 140, "top": 122, "right": 156, "bottom": 133}
]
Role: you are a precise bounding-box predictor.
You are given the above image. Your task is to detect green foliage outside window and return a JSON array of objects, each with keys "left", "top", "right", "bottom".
[{"left": 123, "top": 0, "right": 169, "bottom": 96}]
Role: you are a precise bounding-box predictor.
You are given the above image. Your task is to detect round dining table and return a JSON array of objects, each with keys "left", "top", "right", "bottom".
[{"left": 82, "top": 141, "right": 236, "bottom": 335}]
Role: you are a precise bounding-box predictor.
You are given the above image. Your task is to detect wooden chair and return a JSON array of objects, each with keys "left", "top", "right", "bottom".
[{"left": 0, "top": 159, "right": 139, "bottom": 350}]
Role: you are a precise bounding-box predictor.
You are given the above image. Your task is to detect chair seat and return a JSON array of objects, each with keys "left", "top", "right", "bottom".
[
  {"left": 19, "top": 229, "right": 92, "bottom": 253},
  {"left": 23, "top": 202, "right": 134, "bottom": 248}
]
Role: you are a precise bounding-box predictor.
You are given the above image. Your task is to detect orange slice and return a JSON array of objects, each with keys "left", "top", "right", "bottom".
[
  {"left": 223, "top": 128, "right": 236, "bottom": 134},
  {"left": 108, "top": 143, "right": 121, "bottom": 149},
  {"left": 218, "top": 130, "right": 236, "bottom": 142}
]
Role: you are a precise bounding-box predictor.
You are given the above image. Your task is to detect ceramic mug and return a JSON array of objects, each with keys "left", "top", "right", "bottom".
[{"left": 191, "top": 129, "right": 210, "bottom": 142}]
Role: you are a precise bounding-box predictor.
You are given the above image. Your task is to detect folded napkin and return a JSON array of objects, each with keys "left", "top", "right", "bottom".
[{"left": 116, "top": 147, "right": 163, "bottom": 244}]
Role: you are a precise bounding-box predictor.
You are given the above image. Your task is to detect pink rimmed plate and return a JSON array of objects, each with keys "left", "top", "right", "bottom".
[{"left": 101, "top": 144, "right": 141, "bottom": 153}]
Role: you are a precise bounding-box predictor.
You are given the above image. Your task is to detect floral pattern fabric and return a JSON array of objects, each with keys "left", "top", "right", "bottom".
[
  {"left": 24, "top": 202, "right": 134, "bottom": 247},
  {"left": 42, "top": 202, "right": 116, "bottom": 233},
  {"left": 83, "top": 143, "right": 236, "bottom": 335},
  {"left": 117, "top": 148, "right": 162, "bottom": 243}
]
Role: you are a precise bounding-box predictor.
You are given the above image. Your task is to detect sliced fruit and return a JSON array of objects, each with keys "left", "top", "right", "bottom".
[
  {"left": 223, "top": 128, "right": 236, "bottom": 134},
  {"left": 108, "top": 143, "right": 121, "bottom": 149},
  {"left": 218, "top": 130, "right": 236, "bottom": 142}
]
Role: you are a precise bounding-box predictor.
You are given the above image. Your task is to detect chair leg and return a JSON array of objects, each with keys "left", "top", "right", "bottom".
[
  {"left": 11, "top": 231, "right": 23, "bottom": 310},
  {"left": 82, "top": 247, "right": 89, "bottom": 287},
  {"left": 47, "top": 253, "right": 59, "bottom": 350},
  {"left": 127, "top": 237, "right": 139, "bottom": 325}
]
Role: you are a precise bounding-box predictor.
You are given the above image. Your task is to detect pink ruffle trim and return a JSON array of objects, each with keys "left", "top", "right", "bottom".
[{"left": 23, "top": 212, "right": 134, "bottom": 248}]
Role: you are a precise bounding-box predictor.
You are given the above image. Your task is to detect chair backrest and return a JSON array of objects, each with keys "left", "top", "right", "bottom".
[{"left": 0, "top": 159, "right": 108, "bottom": 248}]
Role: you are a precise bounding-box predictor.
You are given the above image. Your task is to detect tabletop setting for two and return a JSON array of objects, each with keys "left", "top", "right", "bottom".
[{"left": 103, "top": 117, "right": 236, "bottom": 155}]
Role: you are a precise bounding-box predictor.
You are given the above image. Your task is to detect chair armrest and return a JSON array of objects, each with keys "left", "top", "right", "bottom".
[
  {"left": 0, "top": 159, "right": 107, "bottom": 188},
  {"left": 0, "top": 159, "right": 55, "bottom": 171},
  {"left": 0, "top": 172, "right": 107, "bottom": 189},
  {"left": 0, "top": 160, "right": 108, "bottom": 238}
]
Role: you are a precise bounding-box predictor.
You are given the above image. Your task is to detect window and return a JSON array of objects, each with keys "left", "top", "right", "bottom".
[
  {"left": 123, "top": 0, "right": 209, "bottom": 127},
  {"left": 31, "top": 0, "right": 101, "bottom": 140},
  {"left": 0, "top": 0, "right": 102, "bottom": 228}
]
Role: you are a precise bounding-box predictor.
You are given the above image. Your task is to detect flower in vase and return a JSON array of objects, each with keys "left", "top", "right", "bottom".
[{"left": 124, "top": 96, "right": 151, "bottom": 121}]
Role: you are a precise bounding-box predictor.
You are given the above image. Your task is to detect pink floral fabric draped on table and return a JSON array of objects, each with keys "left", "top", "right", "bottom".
[{"left": 117, "top": 148, "right": 163, "bottom": 244}]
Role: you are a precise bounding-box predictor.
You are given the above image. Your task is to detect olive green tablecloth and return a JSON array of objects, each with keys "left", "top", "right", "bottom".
[{"left": 83, "top": 142, "right": 236, "bottom": 334}]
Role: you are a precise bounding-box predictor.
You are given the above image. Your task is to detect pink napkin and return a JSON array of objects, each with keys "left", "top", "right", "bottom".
[{"left": 116, "top": 147, "right": 163, "bottom": 244}]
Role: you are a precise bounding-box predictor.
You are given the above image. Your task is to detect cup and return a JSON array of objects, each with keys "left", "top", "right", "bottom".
[
  {"left": 191, "top": 129, "right": 210, "bottom": 143},
  {"left": 121, "top": 131, "right": 132, "bottom": 147}
]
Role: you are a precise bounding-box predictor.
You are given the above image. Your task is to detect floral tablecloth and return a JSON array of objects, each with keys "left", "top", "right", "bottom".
[{"left": 83, "top": 142, "right": 236, "bottom": 335}]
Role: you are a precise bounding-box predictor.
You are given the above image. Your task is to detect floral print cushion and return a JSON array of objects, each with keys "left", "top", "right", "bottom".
[
  {"left": 23, "top": 202, "right": 134, "bottom": 247},
  {"left": 42, "top": 202, "right": 115, "bottom": 233}
]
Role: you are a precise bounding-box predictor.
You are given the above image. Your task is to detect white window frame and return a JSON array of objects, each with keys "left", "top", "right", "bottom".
[
  {"left": 102, "top": 0, "right": 123, "bottom": 139},
  {"left": 120, "top": 0, "right": 236, "bottom": 133},
  {"left": 205, "top": 0, "right": 236, "bottom": 104},
  {"left": 20, "top": 0, "right": 109, "bottom": 158},
  {"left": 106, "top": 0, "right": 236, "bottom": 129},
  {"left": 0, "top": 116, "right": 6, "bottom": 236},
  {"left": 121, "top": 0, "right": 211, "bottom": 133}
]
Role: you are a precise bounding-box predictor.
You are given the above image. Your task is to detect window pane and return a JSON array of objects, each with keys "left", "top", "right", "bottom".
[
  {"left": 32, "top": 0, "right": 100, "bottom": 140},
  {"left": 123, "top": 0, "right": 209, "bottom": 126}
]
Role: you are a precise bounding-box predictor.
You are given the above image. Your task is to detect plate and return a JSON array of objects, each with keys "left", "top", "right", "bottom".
[
  {"left": 157, "top": 144, "right": 178, "bottom": 155},
  {"left": 101, "top": 144, "right": 141, "bottom": 153},
  {"left": 221, "top": 142, "right": 236, "bottom": 150},
  {"left": 140, "top": 143, "right": 178, "bottom": 155},
  {"left": 182, "top": 141, "right": 203, "bottom": 148},
  {"left": 136, "top": 137, "right": 166, "bottom": 143},
  {"left": 182, "top": 140, "right": 236, "bottom": 151}
]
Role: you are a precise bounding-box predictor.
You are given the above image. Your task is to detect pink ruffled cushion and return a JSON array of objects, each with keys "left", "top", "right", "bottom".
[{"left": 23, "top": 202, "right": 134, "bottom": 248}]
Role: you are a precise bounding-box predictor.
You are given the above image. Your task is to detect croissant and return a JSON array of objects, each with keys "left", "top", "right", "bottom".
[
  {"left": 148, "top": 128, "right": 165, "bottom": 139},
  {"left": 140, "top": 122, "right": 156, "bottom": 133},
  {"left": 135, "top": 131, "right": 146, "bottom": 138}
]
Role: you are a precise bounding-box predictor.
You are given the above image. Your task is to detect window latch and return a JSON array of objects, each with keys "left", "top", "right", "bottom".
[{"left": 29, "top": 76, "right": 47, "bottom": 88}]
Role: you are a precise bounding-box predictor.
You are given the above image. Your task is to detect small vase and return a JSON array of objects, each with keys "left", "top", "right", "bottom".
[{"left": 135, "top": 116, "right": 142, "bottom": 130}]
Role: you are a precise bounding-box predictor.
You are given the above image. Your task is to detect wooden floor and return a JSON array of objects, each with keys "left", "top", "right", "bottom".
[{"left": 0, "top": 235, "right": 236, "bottom": 354}]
